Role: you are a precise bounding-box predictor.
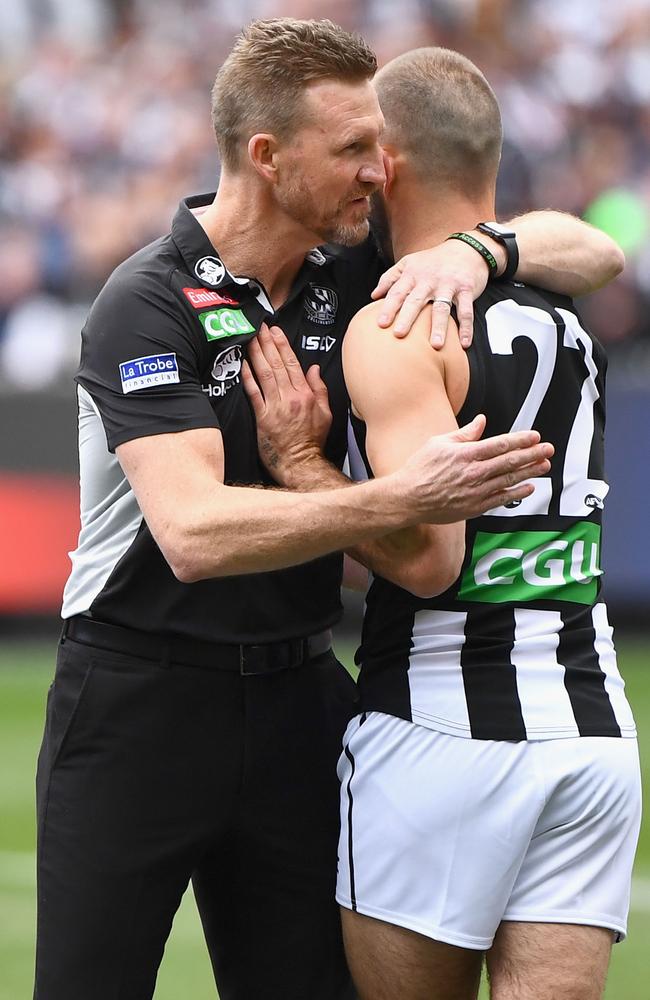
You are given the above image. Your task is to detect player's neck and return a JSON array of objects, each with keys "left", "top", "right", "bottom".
[
  {"left": 389, "top": 189, "right": 495, "bottom": 261},
  {"left": 196, "top": 179, "right": 322, "bottom": 309}
]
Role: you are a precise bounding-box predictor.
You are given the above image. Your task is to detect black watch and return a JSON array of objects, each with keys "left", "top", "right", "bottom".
[{"left": 476, "top": 222, "right": 519, "bottom": 281}]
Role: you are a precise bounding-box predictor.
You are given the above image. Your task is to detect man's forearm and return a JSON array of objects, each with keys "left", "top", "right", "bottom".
[
  {"left": 481, "top": 211, "right": 624, "bottom": 296},
  {"left": 170, "top": 469, "right": 422, "bottom": 582},
  {"left": 272, "top": 452, "right": 431, "bottom": 583}
]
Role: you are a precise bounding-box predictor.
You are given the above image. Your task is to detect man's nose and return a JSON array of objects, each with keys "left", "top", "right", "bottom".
[{"left": 358, "top": 155, "right": 386, "bottom": 187}]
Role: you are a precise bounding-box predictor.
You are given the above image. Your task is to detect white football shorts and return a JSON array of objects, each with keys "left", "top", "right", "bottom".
[{"left": 336, "top": 712, "right": 641, "bottom": 950}]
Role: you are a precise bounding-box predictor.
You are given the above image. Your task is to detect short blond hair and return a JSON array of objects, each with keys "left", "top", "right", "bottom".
[
  {"left": 212, "top": 18, "right": 377, "bottom": 171},
  {"left": 375, "top": 47, "right": 502, "bottom": 195}
]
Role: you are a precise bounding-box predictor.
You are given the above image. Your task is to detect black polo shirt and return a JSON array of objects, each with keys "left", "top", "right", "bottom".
[{"left": 62, "top": 193, "right": 382, "bottom": 643}]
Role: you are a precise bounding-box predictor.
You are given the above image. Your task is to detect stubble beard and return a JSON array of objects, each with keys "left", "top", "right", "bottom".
[
  {"left": 329, "top": 217, "right": 370, "bottom": 246},
  {"left": 277, "top": 175, "right": 371, "bottom": 247}
]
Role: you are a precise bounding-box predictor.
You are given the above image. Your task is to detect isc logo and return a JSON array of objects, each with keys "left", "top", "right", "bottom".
[{"left": 301, "top": 334, "right": 336, "bottom": 352}]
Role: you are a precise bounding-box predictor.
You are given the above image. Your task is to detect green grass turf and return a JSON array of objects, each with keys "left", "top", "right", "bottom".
[{"left": 0, "top": 636, "right": 647, "bottom": 999}]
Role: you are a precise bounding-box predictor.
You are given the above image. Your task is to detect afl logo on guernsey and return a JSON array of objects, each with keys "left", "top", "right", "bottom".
[
  {"left": 304, "top": 285, "right": 338, "bottom": 326},
  {"left": 194, "top": 256, "right": 226, "bottom": 287}
]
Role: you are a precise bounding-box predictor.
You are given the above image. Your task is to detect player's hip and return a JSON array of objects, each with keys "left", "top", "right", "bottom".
[{"left": 336, "top": 712, "right": 641, "bottom": 948}]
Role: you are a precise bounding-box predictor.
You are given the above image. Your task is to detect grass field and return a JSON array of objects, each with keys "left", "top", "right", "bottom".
[{"left": 1, "top": 636, "right": 647, "bottom": 999}]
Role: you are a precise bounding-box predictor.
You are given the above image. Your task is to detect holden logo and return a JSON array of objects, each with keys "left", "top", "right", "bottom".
[
  {"left": 304, "top": 285, "right": 338, "bottom": 326},
  {"left": 212, "top": 345, "right": 242, "bottom": 382},
  {"left": 584, "top": 494, "right": 604, "bottom": 510},
  {"left": 195, "top": 255, "right": 226, "bottom": 287}
]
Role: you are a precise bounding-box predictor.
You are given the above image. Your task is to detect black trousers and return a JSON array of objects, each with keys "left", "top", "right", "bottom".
[{"left": 34, "top": 634, "right": 359, "bottom": 1000}]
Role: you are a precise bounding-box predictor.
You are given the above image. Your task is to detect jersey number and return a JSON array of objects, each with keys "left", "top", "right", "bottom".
[{"left": 485, "top": 301, "right": 608, "bottom": 518}]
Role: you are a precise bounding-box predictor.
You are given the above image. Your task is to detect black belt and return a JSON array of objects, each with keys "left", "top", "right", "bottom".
[{"left": 63, "top": 616, "right": 332, "bottom": 676}]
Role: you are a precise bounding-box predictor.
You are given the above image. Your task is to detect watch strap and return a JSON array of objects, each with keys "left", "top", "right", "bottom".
[{"left": 476, "top": 223, "right": 520, "bottom": 281}]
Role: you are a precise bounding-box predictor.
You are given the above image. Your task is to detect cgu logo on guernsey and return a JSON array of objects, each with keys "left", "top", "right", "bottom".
[
  {"left": 119, "top": 353, "right": 179, "bottom": 393},
  {"left": 458, "top": 522, "right": 602, "bottom": 606},
  {"left": 200, "top": 308, "right": 255, "bottom": 341}
]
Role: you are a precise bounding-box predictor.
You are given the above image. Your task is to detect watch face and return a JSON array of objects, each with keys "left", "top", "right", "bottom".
[{"left": 479, "top": 223, "right": 517, "bottom": 239}]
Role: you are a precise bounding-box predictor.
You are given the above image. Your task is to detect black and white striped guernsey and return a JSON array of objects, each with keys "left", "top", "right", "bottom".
[{"left": 350, "top": 281, "right": 636, "bottom": 741}]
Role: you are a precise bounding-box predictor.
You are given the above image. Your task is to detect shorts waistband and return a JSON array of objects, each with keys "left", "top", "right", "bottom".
[{"left": 62, "top": 616, "right": 332, "bottom": 675}]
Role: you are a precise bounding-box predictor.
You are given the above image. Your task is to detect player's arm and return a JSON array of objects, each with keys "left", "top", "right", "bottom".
[
  {"left": 374, "top": 211, "right": 624, "bottom": 345},
  {"left": 341, "top": 303, "right": 466, "bottom": 597}
]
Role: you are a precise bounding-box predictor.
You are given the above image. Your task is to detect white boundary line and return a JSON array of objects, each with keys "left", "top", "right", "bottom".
[{"left": 1, "top": 851, "right": 650, "bottom": 913}]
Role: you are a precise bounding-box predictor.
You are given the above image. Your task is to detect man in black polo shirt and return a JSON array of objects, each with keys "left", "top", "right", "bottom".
[{"left": 34, "top": 19, "right": 622, "bottom": 1000}]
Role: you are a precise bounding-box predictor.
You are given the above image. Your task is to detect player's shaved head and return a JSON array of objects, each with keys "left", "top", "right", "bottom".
[{"left": 375, "top": 47, "right": 502, "bottom": 197}]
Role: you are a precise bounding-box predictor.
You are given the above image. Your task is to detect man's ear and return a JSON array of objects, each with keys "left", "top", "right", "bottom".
[
  {"left": 248, "top": 133, "right": 280, "bottom": 183},
  {"left": 382, "top": 149, "right": 396, "bottom": 195}
]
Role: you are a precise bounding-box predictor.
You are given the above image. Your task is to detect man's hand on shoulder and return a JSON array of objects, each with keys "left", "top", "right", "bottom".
[
  {"left": 371, "top": 242, "right": 488, "bottom": 347},
  {"left": 370, "top": 210, "right": 624, "bottom": 350}
]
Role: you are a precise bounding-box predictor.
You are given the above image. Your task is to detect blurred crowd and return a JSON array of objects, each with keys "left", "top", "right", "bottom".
[{"left": 1, "top": 0, "right": 649, "bottom": 390}]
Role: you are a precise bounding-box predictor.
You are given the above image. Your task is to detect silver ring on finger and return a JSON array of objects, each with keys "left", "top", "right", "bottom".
[{"left": 434, "top": 298, "right": 453, "bottom": 307}]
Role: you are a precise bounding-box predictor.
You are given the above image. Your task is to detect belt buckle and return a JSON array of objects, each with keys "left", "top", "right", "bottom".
[
  {"left": 239, "top": 640, "right": 306, "bottom": 676},
  {"left": 239, "top": 644, "right": 272, "bottom": 677}
]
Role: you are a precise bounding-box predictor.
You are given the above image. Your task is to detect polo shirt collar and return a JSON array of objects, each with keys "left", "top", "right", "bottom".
[{"left": 172, "top": 193, "right": 336, "bottom": 316}]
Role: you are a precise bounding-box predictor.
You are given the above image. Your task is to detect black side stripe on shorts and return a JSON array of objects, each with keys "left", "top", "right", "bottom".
[
  {"left": 461, "top": 606, "right": 526, "bottom": 741},
  {"left": 559, "top": 610, "right": 621, "bottom": 736},
  {"left": 344, "top": 742, "right": 357, "bottom": 911}
]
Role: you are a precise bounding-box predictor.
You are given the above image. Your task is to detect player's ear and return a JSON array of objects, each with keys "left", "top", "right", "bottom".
[
  {"left": 382, "top": 149, "right": 396, "bottom": 195},
  {"left": 248, "top": 133, "right": 280, "bottom": 184}
]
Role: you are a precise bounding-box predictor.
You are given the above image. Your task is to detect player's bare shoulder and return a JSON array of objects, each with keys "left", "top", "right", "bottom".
[
  {"left": 342, "top": 301, "right": 446, "bottom": 422},
  {"left": 344, "top": 300, "right": 389, "bottom": 339},
  {"left": 343, "top": 300, "right": 433, "bottom": 360}
]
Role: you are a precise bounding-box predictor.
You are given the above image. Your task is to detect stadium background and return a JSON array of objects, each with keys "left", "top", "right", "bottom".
[{"left": 0, "top": 0, "right": 648, "bottom": 996}]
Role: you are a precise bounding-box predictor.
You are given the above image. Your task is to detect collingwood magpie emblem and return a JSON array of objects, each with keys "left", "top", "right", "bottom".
[
  {"left": 305, "top": 248, "right": 327, "bottom": 266},
  {"left": 304, "top": 285, "right": 338, "bottom": 326},
  {"left": 195, "top": 255, "right": 226, "bottom": 287}
]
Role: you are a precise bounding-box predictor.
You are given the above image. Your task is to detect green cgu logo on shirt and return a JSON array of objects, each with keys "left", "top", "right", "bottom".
[
  {"left": 458, "top": 522, "right": 602, "bottom": 605},
  {"left": 199, "top": 308, "right": 255, "bottom": 341}
]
